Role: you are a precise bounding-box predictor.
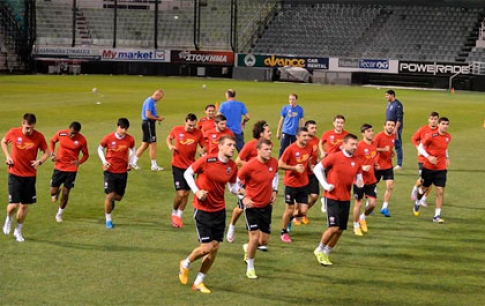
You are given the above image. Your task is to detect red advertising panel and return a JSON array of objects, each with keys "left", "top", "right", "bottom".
[{"left": 171, "top": 50, "right": 234, "bottom": 66}]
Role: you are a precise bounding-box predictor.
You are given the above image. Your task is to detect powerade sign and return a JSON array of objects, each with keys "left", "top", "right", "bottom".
[
  {"left": 358, "top": 59, "right": 389, "bottom": 70},
  {"left": 238, "top": 54, "right": 329, "bottom": 69},
  {"left": 399, "top": 61, "right": 471, "bottom": 75}
]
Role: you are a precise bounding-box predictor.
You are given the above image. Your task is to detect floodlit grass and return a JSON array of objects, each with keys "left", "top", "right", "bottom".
[{"left": 0, "top": 75, "right": 484, "bottom": 306}]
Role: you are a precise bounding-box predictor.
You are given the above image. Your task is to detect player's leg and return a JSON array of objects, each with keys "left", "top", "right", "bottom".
[
  {"left": 4, "top": 174, "right": 21, "bottom": 235},
  {"left": 171, "top": 166, "right": 189, "bottom": 227},
  {"left": 432, "top": 170, "right": 446, "bottom": 223},
  {"left": 352, "top": 185, "right": 364, "bottom": 236},
  {"left": 12, "top": 177, "right": 37, "bottom": 242},
  {"left": 380, "top": 177, "right": 394, "bottom": 217},
  {"left": 226, "top": 198, "right": 244, "bottom": 243},
  {"left": 245, "top": 216, "right": 260, "bottom": 279}
]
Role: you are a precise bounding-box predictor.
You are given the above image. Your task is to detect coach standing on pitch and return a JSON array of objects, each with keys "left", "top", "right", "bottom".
[
  {"left": 218, "top": 89, "right": 250, "bottom": 152},
  {"left": 385, "top": 89, "right": 404, "bottom": 170},
  {"left": 132, "top": 89, "right": 165, "bottom": 171}
]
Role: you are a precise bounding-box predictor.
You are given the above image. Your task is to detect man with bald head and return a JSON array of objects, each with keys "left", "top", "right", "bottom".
[{"left": 132, "top": 89, "right": 165, "bottom": 171}]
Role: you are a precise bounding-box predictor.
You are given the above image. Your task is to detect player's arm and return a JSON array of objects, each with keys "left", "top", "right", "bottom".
[
  {"left": 417, "top": 142, "right": 437, "bottom": 165},
  {"left": 278, "top": 157, "right": 304, "bottom": 173},
  {"left": 275, "top": 116, "right": 284, "bottom": 140},
  {"left": 313, "top": 162, "right": 333, "bottom": 191},
  {"left": 318, "top": 137, "right": 327, "bottom": 158},
  {"left": 411, "top": 128, "right": 422, "bottom": 148},
  {"left": 49, "top": 133, "right": 58, "bottom": 158},
  {"left": 1, "top": 136, "right": 13, "bottom": 164},
  {"left": 235, "top": 156, "right": 246, "bottom": 167},
  {"left": 184, "top": 166, "right": 207, "bottom": 200},
  {"left": 271, "top": 172, "right": 279, "bottom": 203},
  {"left": 166, "top": 133, "right": 177, "bottom": 153},
  {"left": 242, "top": 112, "right": 250, "bottom": 129},
  {"left": 34, "top": 148, "right": 51, "bottom": 169},
  {"left": 97, "top": 144, "right": 110, "bottom": 170},
  {"left": 78, "top": 143, "right": 90, "bottom": 165}
]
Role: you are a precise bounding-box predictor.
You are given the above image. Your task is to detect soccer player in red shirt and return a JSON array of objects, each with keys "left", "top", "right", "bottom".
[
  {"left": 197, "top": 104, "right": 216, "bottom": 138},
  {"left": 204, "top": 114, "right": 235, "bottom": 155},
  {"left": 313, "top": 134, "right": 363, "bottom": 266},
  {"left": 166, "top": 113, "right": 205, "bottom": 228},
  {"left": 1, "top": 113, "right": 50, "bottom": 242},
  {"left": 238, "top": 138, "right": 278, "bottom": 279},
  {"left": 413, "top": 117, "right": 451, "bottom": 224},
  {"left": 97, "top": 118, "right": 135, "bottom": 229},
  {"left": 50, "top": 121, "right": 89, "bottom": 222},
  {"left": 374, "top": 120, "right": 396, "bottom": 217},
  {"left": 410, "top": 111, "right": 439, "bottom": 206},
  {"left": 319, "top": 114, "right": 348, "bottom": 158},
  {"left": 352, "top": 124, "right": 378, "bottom": 236},
  {"left": 178, "top": 136, "right": 241, "bottom": 294},
  {"left": 226, "top": 120, "right": 272, "bottom": 244},
  {"left": 278, "top": 127, "right": 313, "bottom": 243}
]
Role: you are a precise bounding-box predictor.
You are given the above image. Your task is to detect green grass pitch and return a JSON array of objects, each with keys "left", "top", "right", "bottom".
[{"left": 0, "top": 75, "right": 484, "bottom": 305}]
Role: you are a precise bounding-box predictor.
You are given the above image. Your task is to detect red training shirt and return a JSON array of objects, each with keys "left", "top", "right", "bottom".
[
  {"left": 411, "top": 125, "right": 438, "bottom": 164},
  {"left": 168, "top": 125, "right": 204, "bottom": 169},
  {"left": 321, "top": 151, "right": 362, "bottom": 201},
  {"left": 280, "top": 141, "right": 313, "bottom": 188},
  {"left": 205, "top": 127, "right": 235, "bottom": 155},
  {"left": 421, "top": 132, "right": 451, "bottom": 171},
  {"left": 320, "top": 129, "right": 349, "bottom": 155},
  {"left": 99, "top": 133, "right": 135, "bottom": 174},
  {"left": 354, "top": 140, "right": 378, "bottom": 185},
  {"left": 191, "top": 155, "right": 238, "bottom": 212},
  {"left": 374, "top": 131, "right": 395, "bottom": 170},
  {"left": 50, "top": 129, "right": 89, "bottom": 172},
  {"left": 238, "top": 157, "right": 278, "bottom": 208},
  {"left": 4, "top": 127, "right": 48, "bottom": 177}
]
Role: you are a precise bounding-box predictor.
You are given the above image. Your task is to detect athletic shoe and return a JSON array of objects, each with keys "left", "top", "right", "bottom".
[
  {"left": 257, "top": 245, "right": 268, "bottom": 252},
  {"left": 320, "top": 197, "right": 327, "bottom": 213},
  {"left": 246, "top": 268, "right": 258, "bottom": 279},
  {"left": 226, "top": 226, "right": 235, "bottom": 243},
  {"left": 314, "top": 248, "right": 333, "bottom": 266},
  {"left": 292, "top": 217, "right": 301, "bottom": 225},
  {"left": 3, "top": 220, "right": 11, "bottom": 235},
  {"left": 359, "top": 219, "right": 368, "bottom": 233},
  {"left": 242, "top": 243, "right": 248, "bottom": 263},
  {"left": 171, "top": 215, "right": 183, "bottom": 228},
  {"left": 413, "top": 202, "right": 420, "bottom": 217},
  {"left": 106, "top": 220, "right": 113, "bottom": 229},
  {"left": 433, "top": 216, "right": 445, "bottom": 224},
  {"left": 411, "top": 186, "right": 418, "bottom": 201},
  {"left": 131, "top": 163, "right": 140, "bottom": 170},
  {"left": 178, "top": 260, "right": 189, "bottom": 285},
  {"left": 151, "top": 165, "right": 164, "bottom": 171},
  {"left": 380, "top": 208, "right": 391, "bottom": 217},
  {"left": 353, "top": 227, "right": 364, "bottom": 237},
  {"left": 280, "top": 233, "right": 292, "bottom": 243},
  {"left": 55, "top": 214, "right": 63, "bottom": 223},
  {"left": 302, "top": 216, "right": 310, "bottom": 225},
  {"left": 13, "top": 230, "right": 24, "bottom": 242},
  {"left": 192, "top": 282, "right": 211, "bottom": 294},
  {"left": 394, "top": 165, "right": 403, "bottom": 171}
]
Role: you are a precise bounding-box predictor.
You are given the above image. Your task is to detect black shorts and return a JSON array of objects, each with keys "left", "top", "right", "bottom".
[
  {"left": 353, "top": 183, "right": 377, "bottom": 201},
  {"left": 244, "top": 205, "right": 272, "bottom": 234},
  {"left": 104, "top": 171, "right": 128, "bottom": 196},
  {"left": 306, "top": 175, "right": 320, "bottom": 195},
  {"left": 284, "top": 185, "right": 308, "bottom": 205},
  {"left": 8, "top": 174, "right": 37, "bottom": 204},
  {"left": 375, "top": 168, "right": 394, "bottom": 183},
  {"left": 326, "top": 199, "right": 350, "bottom": 230},
  {"left": 141, "top": 120, "right": 157, "bottom": 143},
  {"left": 51, "top": 169, "right": 77, "bottom": 189},
  {"left": 236, "top": 198, "right": 244, "bottom": 209},
  {"left": 422, "top": 168, "right": 447, "bottom": 188},
  {"left": 417, "top": 162, "right": 424, "bottom": 178},
  {"left": 172, "top": 166, "right": 189, "bottom": 191},
  {"left": 194, "top": 208, "right": 226, "bottom": 243}
]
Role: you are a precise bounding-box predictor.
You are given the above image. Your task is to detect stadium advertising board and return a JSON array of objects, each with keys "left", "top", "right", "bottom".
[
  {"left": 399, "top": 61, "right": 471, "bottom": 75},
  {"left": 101, "top": 49, "right": 169, "bottom": 62},
  {"left": 358, "top": 59, "right": 389, "bottom": 70},
  {"left": 329, "top": 58, "right": 399, "bottom": 73},
  {"left": 237, "top": 54, "right": 329, "bottom": 69},
  {"left": 171, "top": 50, "right": 234, "bottom": 65},
  {"left": 33, "top": 46, "right": 100, "bottom": 59}
]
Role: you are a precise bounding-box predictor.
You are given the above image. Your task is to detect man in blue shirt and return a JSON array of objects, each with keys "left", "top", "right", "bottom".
[
  {"left": 218, "top": 89, "right": 250, "bottom": 152},
  {"left": 385, "top": 89, "right": 404, "bottom": 170},
  {"left": 132, "top": 90, "right": 165, "bottom": 171},
  {"left": 276, "top": 93, "right": 305, "bottom": 157}
]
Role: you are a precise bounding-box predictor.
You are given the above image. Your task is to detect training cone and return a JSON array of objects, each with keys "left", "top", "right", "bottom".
[{"left": 451, "top": 87, "right": 455, "bottom": 94}]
